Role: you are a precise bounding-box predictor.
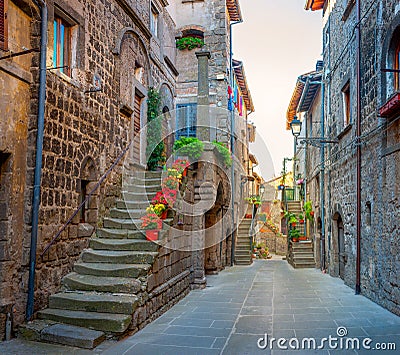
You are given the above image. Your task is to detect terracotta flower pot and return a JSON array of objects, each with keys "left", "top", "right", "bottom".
[
  {"left": 292, "top": 237, "right": 299, "bottom": 242},
  {"left": 299, "top": 236, "right": 307, "bottom": 241},
  {"left": 182, "top": 168, "right": 187, "bottom": 177},
  {"left": 160, "top": 210, "right": 168, "bottom": 220},
  {"left": 146, "top": 230, "right": 158, "bottom": 241},
  {"left": 299, "top": 219, "right": 304, "bottom": 224}
]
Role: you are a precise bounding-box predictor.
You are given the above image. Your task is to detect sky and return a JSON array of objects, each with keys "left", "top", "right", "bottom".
[{"left": 233, "top": 0, "right": 323, "bottom": 180}]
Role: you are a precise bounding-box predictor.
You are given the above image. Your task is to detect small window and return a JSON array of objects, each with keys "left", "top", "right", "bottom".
[
  {"left": 342, "top": 82, "right": 351, "bottom": 126},
  {"left": 53, "top": 15, "right": 73, "bottom": 76},
  {"left": 395, "top": 40, "right": 400, "bottom": 91},
  {"left": 176, "top": 104, "right": 197, "bottom": 139},
  {"left": 0, "top": 0, "right": 8, "bottom": 51},
  {"left": 150, "top": 6, "right": 158, "bottom": 37}
]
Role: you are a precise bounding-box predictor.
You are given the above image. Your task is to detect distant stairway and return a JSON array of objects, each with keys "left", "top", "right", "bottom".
[
  {"left": 21, "top": 171, "right": 168, "bottom": 348},
  {"left": 288, "top": 240, "right": 315, "bottom": 268},
  {"left": 235, "top": 218, "right": 253, "bottom": 265}
]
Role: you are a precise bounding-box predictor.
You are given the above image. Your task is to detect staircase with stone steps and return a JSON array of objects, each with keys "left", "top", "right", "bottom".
[
  {"left": 21, "top": 170, "right": 171, "bottom": 349},
  {"left": 287, "top": 240, "right": 315, "bottom": 268},
  {"left": 235, "top": 218, "right": 253, "bottom": 265}
]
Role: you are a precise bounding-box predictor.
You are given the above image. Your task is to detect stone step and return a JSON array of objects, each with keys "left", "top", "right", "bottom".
[
  {"left": 90, "top": 238, "right": 159, "bottom": 252},
  {"left": 110, "top": 208, "right": 146, "bottom": 219},
  {"left": 115, "top": 199, "right": 151, "bottom": 210},
  {"left": 22, "top": 322, "right": 106, "bottom": 349},
  {"left": 291, "top": 256, "right": 315, "bottom": 263},
  {"left": 62, "top": 272, "right": 141, "bottom": 294},
  {"left": 123, "top": 176, "right": 162, "bottom": 185},
  {"left": 292, "top": 262, "right": 316, "bottom": 268},
  {"left": 96, "top": 228, "right": 145, "bottom": 240},
  {"left": 122, "top": 184, "right": 161, "bottom": 194},
  {"left": 74, "top": 262, "right": 151, "bottom": 278},
  {"left": 103, "top": 217, "right": 172, "bottom": 230},
  {"left": 121, "top": 191, "right": 156, "bottom": 202},
  {"left": 81, "top": 249, "right": 158, "bottom": 264},
  {"left": 103, "top": 217, "right": 142, "bottom": 230},
  {"left": 38, "top": 308, "right": 132, "bottom": 333},
  {"left": 49, "top": 292, "right": 138, "bottom": 315}
]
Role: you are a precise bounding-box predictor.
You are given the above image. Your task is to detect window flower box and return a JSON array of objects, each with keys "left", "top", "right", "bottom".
[{"left": 379, "top": 92, "right": 400, "bottom": 119}]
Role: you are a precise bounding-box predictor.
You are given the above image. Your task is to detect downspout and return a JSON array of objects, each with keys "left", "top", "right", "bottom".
[
  {"left": 229, "top": 19, "right": 242, "bottom": 266},
  {"left": 355, "top": 0, "right": 362, "bottom": 295},
  {"left": 26, "top": 0, "right": 47, "bottom": 320},
  {"left": 320, "top": 80, "right": 326, "bottom": 271}
]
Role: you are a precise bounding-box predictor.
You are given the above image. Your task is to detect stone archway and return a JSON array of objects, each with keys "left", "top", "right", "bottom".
[
  {"left": 78, "top": 157, "right": 98, "bottom": 225},
  {"left": 204, "top": 182, "right": 227, "bottom": 274}
]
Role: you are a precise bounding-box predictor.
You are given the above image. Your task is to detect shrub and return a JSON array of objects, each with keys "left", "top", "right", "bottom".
[
  {"left": 212, "top": 141, "right": 232, "bottom": 168},
  {"left": 173, "top": 137, "right": 204, "bottom": 160}
]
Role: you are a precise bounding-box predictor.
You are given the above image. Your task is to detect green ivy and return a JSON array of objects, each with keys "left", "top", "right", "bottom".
[
  {"left": 146, "top": 88, "right": 165, "bottom": 171},
  {"left": 212, "top": 141, "right": 232, "bottom": 168},
  {"left": 176, "top": 37, "right": 205, "bottom": 50},
  {"left": 173, "top": 137, "right": 204, "bottom": 160}
]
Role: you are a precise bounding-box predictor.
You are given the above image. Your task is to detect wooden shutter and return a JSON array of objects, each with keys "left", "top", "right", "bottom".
[
  {"left": 0, "top": 0, "right": 8, "bottom": 51},
  {"left": 133, "top": 92, "right": 142, "bottom": 162}
]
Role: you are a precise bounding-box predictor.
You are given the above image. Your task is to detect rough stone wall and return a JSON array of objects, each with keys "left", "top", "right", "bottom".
[
  {"left": 2, "top": 0, "right": 178, "bottom": 331},
  {"left": 0, "top": 0, "right": 36, "bottom": 339},
  {"left": 130, "top": 247, "right": 192, "bottom": 332},
  {"left": 322, "top": 0, "right": 399, "bottom": 315},
  {"left": 257, "top": 230, "right": 287, "bottom": 256}
]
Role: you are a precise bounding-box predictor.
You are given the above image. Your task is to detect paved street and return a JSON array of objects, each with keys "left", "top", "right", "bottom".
[
  {"left": 104, "top": 259, "right": 400, "bottom": 355},
  {"left": 1, "top": 259, "right": 399, "bottom": 354}
]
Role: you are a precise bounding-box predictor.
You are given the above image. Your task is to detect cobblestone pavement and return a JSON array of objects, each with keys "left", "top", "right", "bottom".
[{"left": 1, "top": 259, "right": 399, "bottom": 354}]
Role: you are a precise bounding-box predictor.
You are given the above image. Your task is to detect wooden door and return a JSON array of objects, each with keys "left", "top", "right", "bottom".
[{"left": 133, "top": 92, "right": 142, "bottom": 163}]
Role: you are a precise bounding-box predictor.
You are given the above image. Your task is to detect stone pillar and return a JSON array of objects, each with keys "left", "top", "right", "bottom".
[{"left": 196, "top": 51, "right": 211, "bottom": 142}]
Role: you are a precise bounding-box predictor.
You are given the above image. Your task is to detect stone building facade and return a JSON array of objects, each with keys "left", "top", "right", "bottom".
[
  {"left": 0, "top": 0, "right": 255, "bottom": 340},
  {"left": 303, "top": 0, "right": 400, "bottom": 315}
]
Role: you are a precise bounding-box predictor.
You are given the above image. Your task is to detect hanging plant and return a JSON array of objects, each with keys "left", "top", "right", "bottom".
[
  {"left": 146, "top": 87, "right": 165, "bottom": 171},
  {"left": 176, "top": 37, "right": 205, "bottom": 50},
  {"left": 212, "top": 141, "right": 232, "bottom": 168}
]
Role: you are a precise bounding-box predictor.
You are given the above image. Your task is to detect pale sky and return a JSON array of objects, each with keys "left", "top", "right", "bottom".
[{"left": 233, "top": 0, "right": 323, "bottom": 180}]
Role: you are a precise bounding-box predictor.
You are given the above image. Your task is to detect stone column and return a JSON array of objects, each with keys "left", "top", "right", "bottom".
[{"left": 196, "top": 51, "right": 211, "bottom": 142}]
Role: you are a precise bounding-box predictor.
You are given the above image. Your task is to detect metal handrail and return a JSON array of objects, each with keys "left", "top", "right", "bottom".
[{"left": 40, "top": 140, "right": 133, "bottom": 258}]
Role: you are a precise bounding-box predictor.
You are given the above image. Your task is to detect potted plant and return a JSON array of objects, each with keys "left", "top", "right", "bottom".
[
  {"left": 288, "top": 214, "right": 298, "bottom": 227},
  {"left": 172, "top": 158, "right": 190, "bottom": 177},
  {"left": 141, "top": 212, "right": 161, "bottom": 241},
  {"left": 298, "top": 213, "right": 305, "bottom": 224},
  {"left": 304, "top": 201, "right": 314, "bottom": 221},
  {"left": 299, "top": 235, "right": 307, "bottom": 241},
  {"left": 289, "top": 228, "right": 300, "bottom": 242}
]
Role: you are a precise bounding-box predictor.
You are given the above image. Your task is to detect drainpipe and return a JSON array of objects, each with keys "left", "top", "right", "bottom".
[
  {"left": 320, "top": 80, "right": 326, "bottom": 271},
  {"left": 26, "top": 0, "right": 47, "bottom": 321},
  {"left": 229, "top": 19, "right": 242, "bottom": 266},
  {"left": 355, "top": 0, "right": 362, "bottom": 295}
]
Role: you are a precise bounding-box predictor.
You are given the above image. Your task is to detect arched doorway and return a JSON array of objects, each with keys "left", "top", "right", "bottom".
[
  {"left": 332, "top": 211, "right": 345, "bottom": 279},
  {"left": 337, "top": 216, "right": 345, "bottom": 280}
]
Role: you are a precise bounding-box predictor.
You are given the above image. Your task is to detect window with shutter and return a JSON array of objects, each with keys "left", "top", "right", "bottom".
[{"left": 0, "top": 0, "right": 8, "bottom": 51}]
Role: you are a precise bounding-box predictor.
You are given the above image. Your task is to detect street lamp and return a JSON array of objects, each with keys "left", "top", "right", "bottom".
[
  {"left": 290, "top": 116, "right": 302, "bottom": 138},
  {"left": 259, "top": 184, "right": 265, "bottom": 200},
  {"left": 290, "top": 116, "right": 338, "bottom": 147}
]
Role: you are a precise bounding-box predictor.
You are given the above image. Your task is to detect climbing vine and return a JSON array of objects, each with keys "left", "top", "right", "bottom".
[{"left": 146, "top": 87, "right": 165, "bottom": 171}]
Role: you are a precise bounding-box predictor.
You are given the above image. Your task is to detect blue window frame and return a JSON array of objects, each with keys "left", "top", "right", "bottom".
[
  {"left": 176, "top": 104, "right": 197, "bottom": 139},
  {"left": 53, "top": 16, "right": 71, "bottom": 76}
]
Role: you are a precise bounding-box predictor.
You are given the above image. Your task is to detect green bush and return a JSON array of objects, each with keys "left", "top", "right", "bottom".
[
  {"left": 173, "top": 137, "right": 204, "bottom": 160},
  {"left": 212, "top": 141, "right": 232, "bottom": 168},
  {"left": 176, "top": 37, "right": 205, "bottom": 50}
]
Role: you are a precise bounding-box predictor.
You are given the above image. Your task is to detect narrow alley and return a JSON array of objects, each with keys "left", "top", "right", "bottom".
[{"left": 2, "top": 259, "right": 399, "bottom": 354}]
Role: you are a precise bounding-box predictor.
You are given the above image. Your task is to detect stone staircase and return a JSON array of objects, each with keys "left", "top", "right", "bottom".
[
  {"left": 287, "top": 240, "right": 315, "bottom": 268},
  {"left": 286, "top": 200, "right": 305, "bottom": 236},
  {"left": 21, "top": 171, "right": 167, "bottom": 348},
  {"left": 235, "top": 218, "right": 253, "bottom": 265}
]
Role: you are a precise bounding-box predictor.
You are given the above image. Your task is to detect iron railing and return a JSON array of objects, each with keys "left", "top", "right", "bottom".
[{"left": 40, "top": 141, "right": 133, "bottom": 259}]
